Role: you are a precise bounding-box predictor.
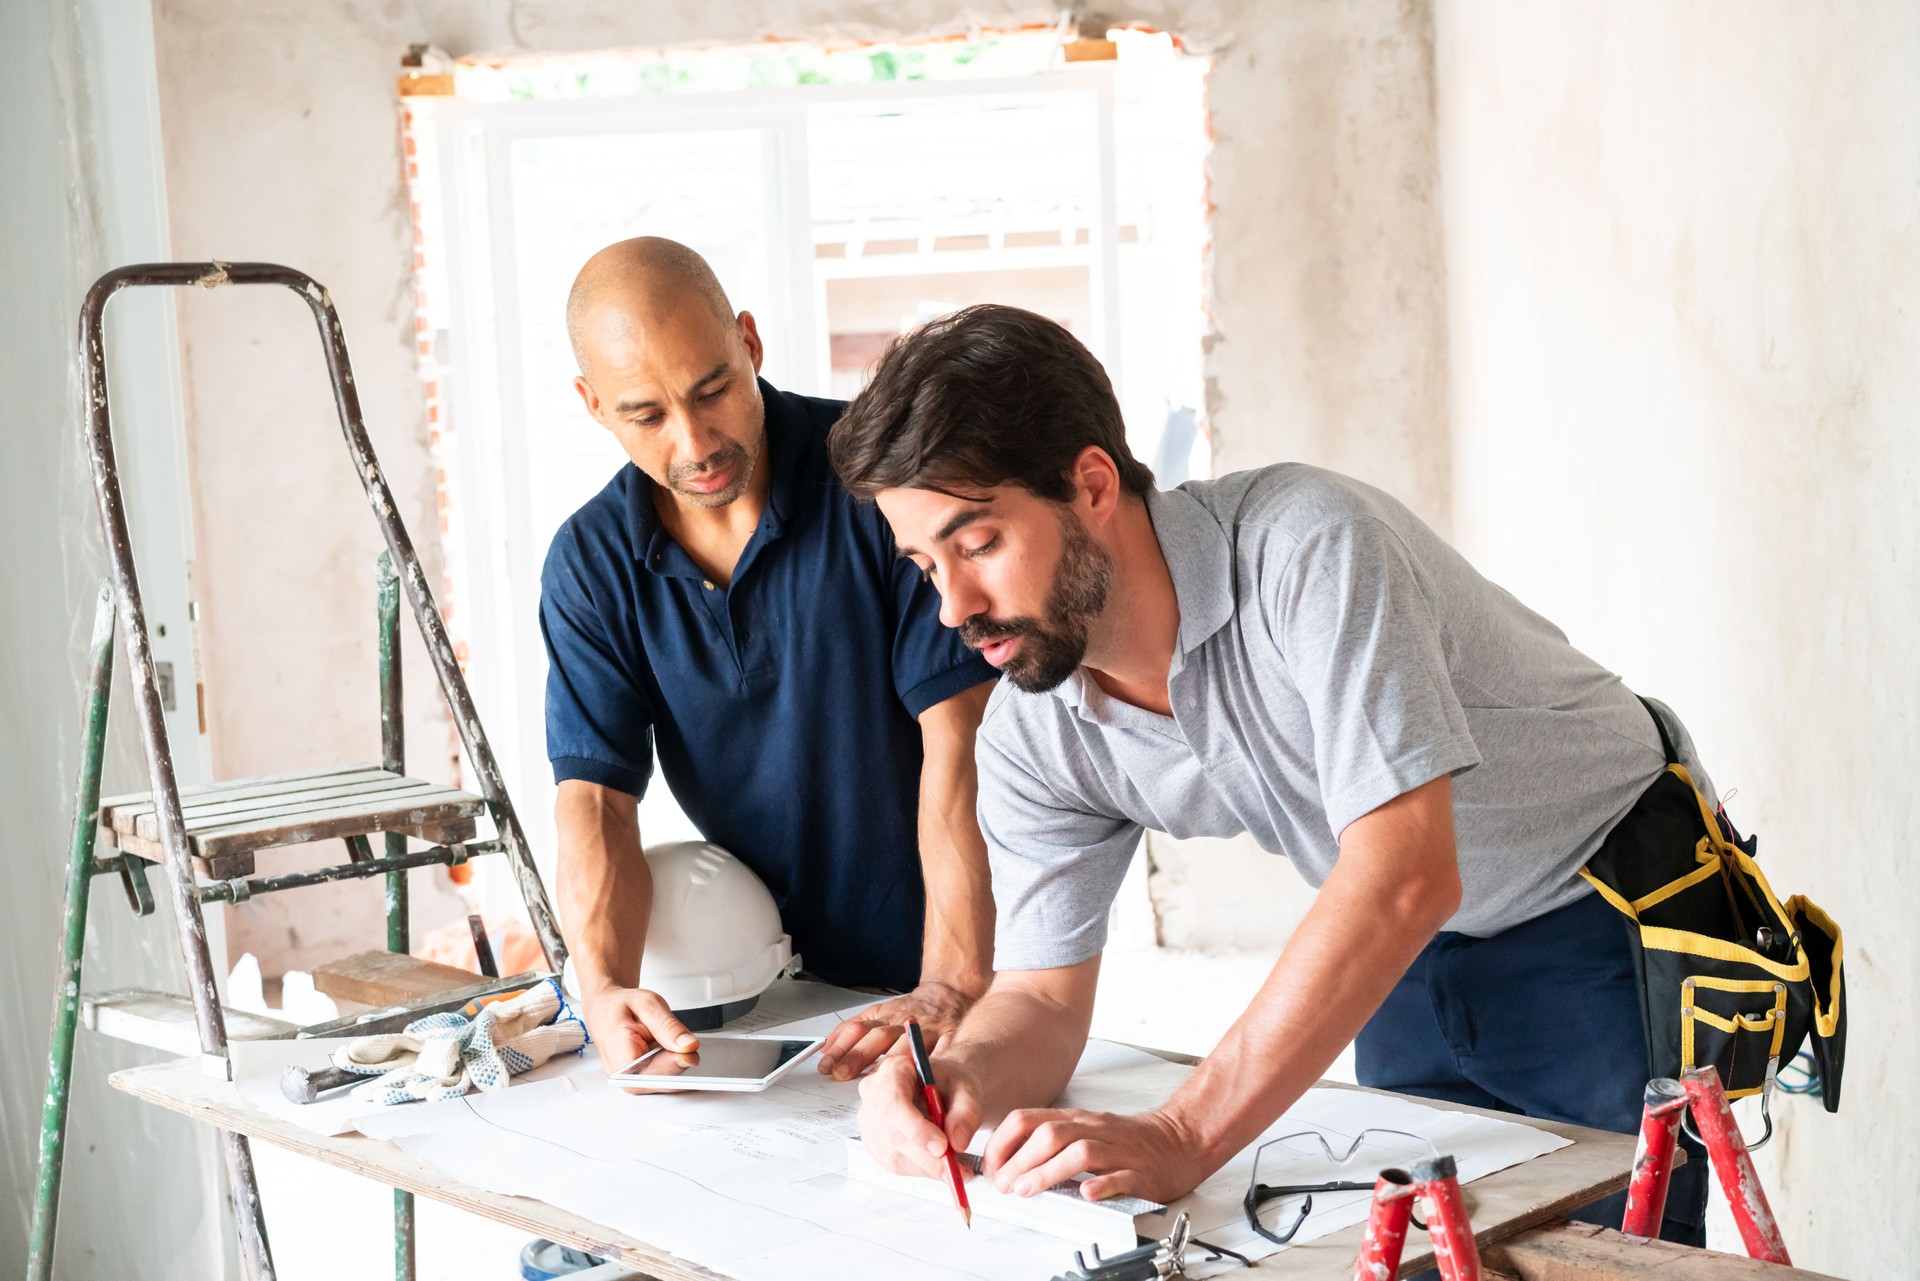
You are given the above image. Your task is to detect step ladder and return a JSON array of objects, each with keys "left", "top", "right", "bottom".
[{"left": 29, "top": 262, "right": 572, "bottom": 1281}]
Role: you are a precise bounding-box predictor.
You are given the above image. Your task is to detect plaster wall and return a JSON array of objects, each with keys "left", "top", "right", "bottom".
[
  {"left": 147, "top": 0, "right": 1451, "bottom": 964},
  {"left": 0, "top": 0, "right": 230, "bottom": 1273},
  {"left": 1432, "top": 3, "right": 1919, "bottom": 1274}
]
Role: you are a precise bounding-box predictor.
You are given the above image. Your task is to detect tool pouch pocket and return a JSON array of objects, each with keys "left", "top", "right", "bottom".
[{"left": 1582, "top": 763, "right": 1847, "bottom": 1111}]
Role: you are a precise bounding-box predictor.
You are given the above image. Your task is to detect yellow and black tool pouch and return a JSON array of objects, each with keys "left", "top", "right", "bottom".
[{"left": 1581, "top": 714, "right": 1846, "bottom": 1111}]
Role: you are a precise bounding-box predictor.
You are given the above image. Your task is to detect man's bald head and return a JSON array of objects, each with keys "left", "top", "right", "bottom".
[
  {"left": 566, "top": 237, "right": 738, "bottom": 377},
  {"left": 566, "top": 237, "right": 769, "bottom": 512}
]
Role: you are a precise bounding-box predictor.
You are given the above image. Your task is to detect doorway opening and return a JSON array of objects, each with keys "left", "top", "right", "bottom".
[{"left": 405, "top": 24, "right": 1212, "bottom": 937}]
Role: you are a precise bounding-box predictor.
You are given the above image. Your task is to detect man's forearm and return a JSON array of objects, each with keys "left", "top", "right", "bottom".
[
  {"left": 916, "top": 789, "right": 994, "bottom": 996},
  {"left": 939, "top": 960, "right": 1100, "bottom": 1122},
  {"left": 1160, "top": 777, "right": 1462, "bottom": 1170},
  {"left": 917, "top": 684, "right": 997, "bottom": 996},
  {"left": 555, "top": 781, "right": 651, "bottom": 994}
]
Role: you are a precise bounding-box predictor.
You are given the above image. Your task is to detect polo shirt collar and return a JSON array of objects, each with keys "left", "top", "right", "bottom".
[
  {"left": 627, "top": 377, "right": 814, "bottom": 571},
  {"left": 1147, "top": 485, "right": 1236, "bottom": 662},
  {"left": 1049, "top": 485, "right": 1235, "bottom": 714}
]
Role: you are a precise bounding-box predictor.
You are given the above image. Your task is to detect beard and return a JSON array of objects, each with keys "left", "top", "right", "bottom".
[
  {"left": 665, "top": 439, "right": 756, "bottom": 508},
  {"left": 958, "top": 509, "right": 1112, "bottom": 693}
]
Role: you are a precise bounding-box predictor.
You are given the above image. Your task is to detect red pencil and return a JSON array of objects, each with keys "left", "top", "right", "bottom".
[{"left": 905, "top": 1019, "right": 971, "bottom": 1227}]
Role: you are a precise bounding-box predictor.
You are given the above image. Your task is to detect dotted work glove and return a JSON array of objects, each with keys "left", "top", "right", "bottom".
[{"left": 334, "top": 977, "right": 586, "bottom": 1105}]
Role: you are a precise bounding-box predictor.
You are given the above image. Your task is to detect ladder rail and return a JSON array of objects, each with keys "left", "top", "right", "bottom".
[
  {"left": 293, "top": 262, "right": 567, "bottom": 975},
  {"left": 27, "top": 583, "right": 115, "bottom": 1281},
  {"left": 66, "top": 261, "right": 573, "bottom": 1281},
  {"left": 80, "top": 261, "right": 568, "bottom": 973},
  {"left": 79, "top": 264, "right": 275, "bottom": 1278}
]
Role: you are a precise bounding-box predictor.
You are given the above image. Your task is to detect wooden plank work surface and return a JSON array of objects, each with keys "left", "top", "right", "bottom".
[
  {"left": 112, "top": 1053, "right": 1641, "bottom": 1280},
  {"left": 1485, "top": 1220, "right": 1844, "bottom": 1281},
  {"left": 98, "top": 762, "right": 485, "bottom": 878}
]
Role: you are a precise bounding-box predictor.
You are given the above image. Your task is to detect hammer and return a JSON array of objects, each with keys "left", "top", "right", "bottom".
[{"left": 281, "top": 1063, "right": 361, "bottom": 1105}]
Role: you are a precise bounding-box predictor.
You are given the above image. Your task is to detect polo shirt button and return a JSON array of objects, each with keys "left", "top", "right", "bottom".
[{"left": 702, "top": 580, "right": 714, "bottom": 591}]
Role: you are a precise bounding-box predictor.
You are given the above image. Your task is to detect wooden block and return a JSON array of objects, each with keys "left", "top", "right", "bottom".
[
  {"left": 1486, "top": 1221, "right": 1844, "bottom": 1281},
  {"left": 108, "top": 828, "right": 242, "bottom": 879},
  {"left": 312, "top": 950, "right": 482, "bottom": 1008},
  {"left": 397, "top": 72, "right": 456, "bottom": 97},
  {"left": 408, "top": 815, "right": 479, "bottom": 846},
  {"left": 1064, "top": 37, "right": 1118, "bottom": 61}
]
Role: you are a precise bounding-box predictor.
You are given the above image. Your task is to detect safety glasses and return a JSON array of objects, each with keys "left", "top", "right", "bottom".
[{"left": 1242, "top": 1128, "right": 1438, "bottom": 1246}]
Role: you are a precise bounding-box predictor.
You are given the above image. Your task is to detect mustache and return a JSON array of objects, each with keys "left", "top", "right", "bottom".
[
  {"left": 958, "top": 615, "right": 1039, "bottom": 648},
  {"left": 667, "top": 444, "right": 748, "bottom": 485}
]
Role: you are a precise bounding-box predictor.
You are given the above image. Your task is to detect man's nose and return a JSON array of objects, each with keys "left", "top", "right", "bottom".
[
  {"left": 937, "top": 568, "right": 987, "bottom": 631},
  {"left": 670, "top": 411, "right": 722, "bottom": 463}
]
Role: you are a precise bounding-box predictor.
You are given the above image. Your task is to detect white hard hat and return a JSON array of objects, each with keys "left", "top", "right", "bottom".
[{"left": 636, "top": 841, "right": 798, "bottom": 1029}]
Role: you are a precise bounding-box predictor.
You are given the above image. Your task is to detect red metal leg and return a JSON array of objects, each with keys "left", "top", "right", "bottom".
[
  {"left": 1681, "top": 1065, "right": 1791, "bottom": 1265},
  {"left": 1352, "top": 1169, "right": 1417, "bottom": 1281},
  {"left": 1622, "top": 1077, "right": 1689, "bottom": 1238},
  {"left": 1412, "top": 1156, "right": 1482, "bottom": 1281}
]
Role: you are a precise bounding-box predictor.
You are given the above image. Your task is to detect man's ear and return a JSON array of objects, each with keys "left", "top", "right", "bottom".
[
  {"left": 1071, "top": 446, "right": 1123, "bottom": 524},
  {"left": 737, "top": 311, "right": 766, "bottom": 374},
  {"left": 574, "top": 375, "right": 604, "bottom": 427}
]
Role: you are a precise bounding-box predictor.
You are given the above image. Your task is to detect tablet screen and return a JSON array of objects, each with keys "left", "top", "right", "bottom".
[{"left": 619, "top": 1038, "right": 815, "bottom": 1083}]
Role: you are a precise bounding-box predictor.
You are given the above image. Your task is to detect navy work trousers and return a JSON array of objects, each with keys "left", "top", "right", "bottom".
[{"left": 1355, "top": 889, "right": 1707, "bottom": 1245}]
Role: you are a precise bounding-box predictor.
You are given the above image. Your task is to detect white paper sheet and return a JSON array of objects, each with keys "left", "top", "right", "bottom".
[
  {"left": 265, "top": 985, "right": 1572, "bottom": 1279},
  {"left": 354, "top": 1015, "right": 1569, "bottom": 1280}
]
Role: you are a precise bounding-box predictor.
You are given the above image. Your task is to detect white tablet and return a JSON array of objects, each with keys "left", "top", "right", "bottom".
[{"left": 608, "top": 1032, "right": 826, "bottom": 1092}]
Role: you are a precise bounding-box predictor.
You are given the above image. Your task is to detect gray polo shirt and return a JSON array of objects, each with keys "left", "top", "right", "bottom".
[{"left": 979, "top": 464, "right": 1680, "bottom": 972}]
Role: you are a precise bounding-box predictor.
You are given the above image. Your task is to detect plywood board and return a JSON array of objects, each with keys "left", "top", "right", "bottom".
[{"left": 114, "top": 1057, "right": 726, "bottom": 1281}]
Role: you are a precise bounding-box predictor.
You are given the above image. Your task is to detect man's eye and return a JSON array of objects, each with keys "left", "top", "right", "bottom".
[
  {"left": 916, "top": 562, "right": 935, "bottom": 583},
  {"left": 963, "top": 536, "right": 1000, "bottom": 559},
  {"left": 701, "top": 385, "right": 728, "bottom": 402}
]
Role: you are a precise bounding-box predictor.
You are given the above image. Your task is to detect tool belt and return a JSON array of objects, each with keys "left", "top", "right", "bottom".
[{"left": 1581, "top": 700, "right": 1846, "bottom": 1111}]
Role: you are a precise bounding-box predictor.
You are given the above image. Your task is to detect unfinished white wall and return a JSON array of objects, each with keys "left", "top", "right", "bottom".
[
  {"left": 0, "top": 0, "right": 231, "bottom": 1275},
  {"left": 145, "top": 0, "right": 1451, "bottom": 965},
  {"left": 62, "top": 0, "right": 1913, "bottom": 1272},
  {"left": 1433, "top": 3, "right": 1918, "bottom": 1274},
  {"left": 149, "top": 0, "right": 477, "bottom": 974}
]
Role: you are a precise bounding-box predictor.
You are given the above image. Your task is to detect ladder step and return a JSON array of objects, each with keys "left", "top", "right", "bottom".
[
  {"left": 98, "top": 763, "right": 487, "bottom": 879},
  {"left": 81, "top": 989, "right": 298, "bottom": 1054}
]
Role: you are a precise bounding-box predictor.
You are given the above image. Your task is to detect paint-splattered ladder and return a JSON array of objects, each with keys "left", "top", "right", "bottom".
[{"left": 29, "top": 263, "right": 572, "bottom": 1281}]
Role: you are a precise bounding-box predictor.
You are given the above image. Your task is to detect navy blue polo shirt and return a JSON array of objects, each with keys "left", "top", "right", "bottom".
[{"left": 538, "top": 379, "right": 996, "bottom": 991}]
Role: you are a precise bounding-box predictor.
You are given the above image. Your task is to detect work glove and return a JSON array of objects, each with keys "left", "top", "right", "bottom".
[{"left": 335, "top": 976, "right": 586, "bottom": 1105}]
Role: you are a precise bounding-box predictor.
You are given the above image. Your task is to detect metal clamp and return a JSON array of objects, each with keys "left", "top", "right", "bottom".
[{"left": 1052, "top": 1210, "right": 1192, "bottom": 1281}]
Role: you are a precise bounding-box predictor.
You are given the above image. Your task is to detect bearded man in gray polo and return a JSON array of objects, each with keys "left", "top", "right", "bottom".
[{"left": 827, "top": 303, "right": 1710, "bottom": 1244}]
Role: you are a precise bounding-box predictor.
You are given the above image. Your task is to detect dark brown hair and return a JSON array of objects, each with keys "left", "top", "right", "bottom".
[{"left": 828, "top": 304, "right": 1154, "bottom": 503}]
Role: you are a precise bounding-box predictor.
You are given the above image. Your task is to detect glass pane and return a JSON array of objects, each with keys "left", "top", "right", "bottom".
[{"left": 809, "top": 99, "right": 1102, "bottom": 398}]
